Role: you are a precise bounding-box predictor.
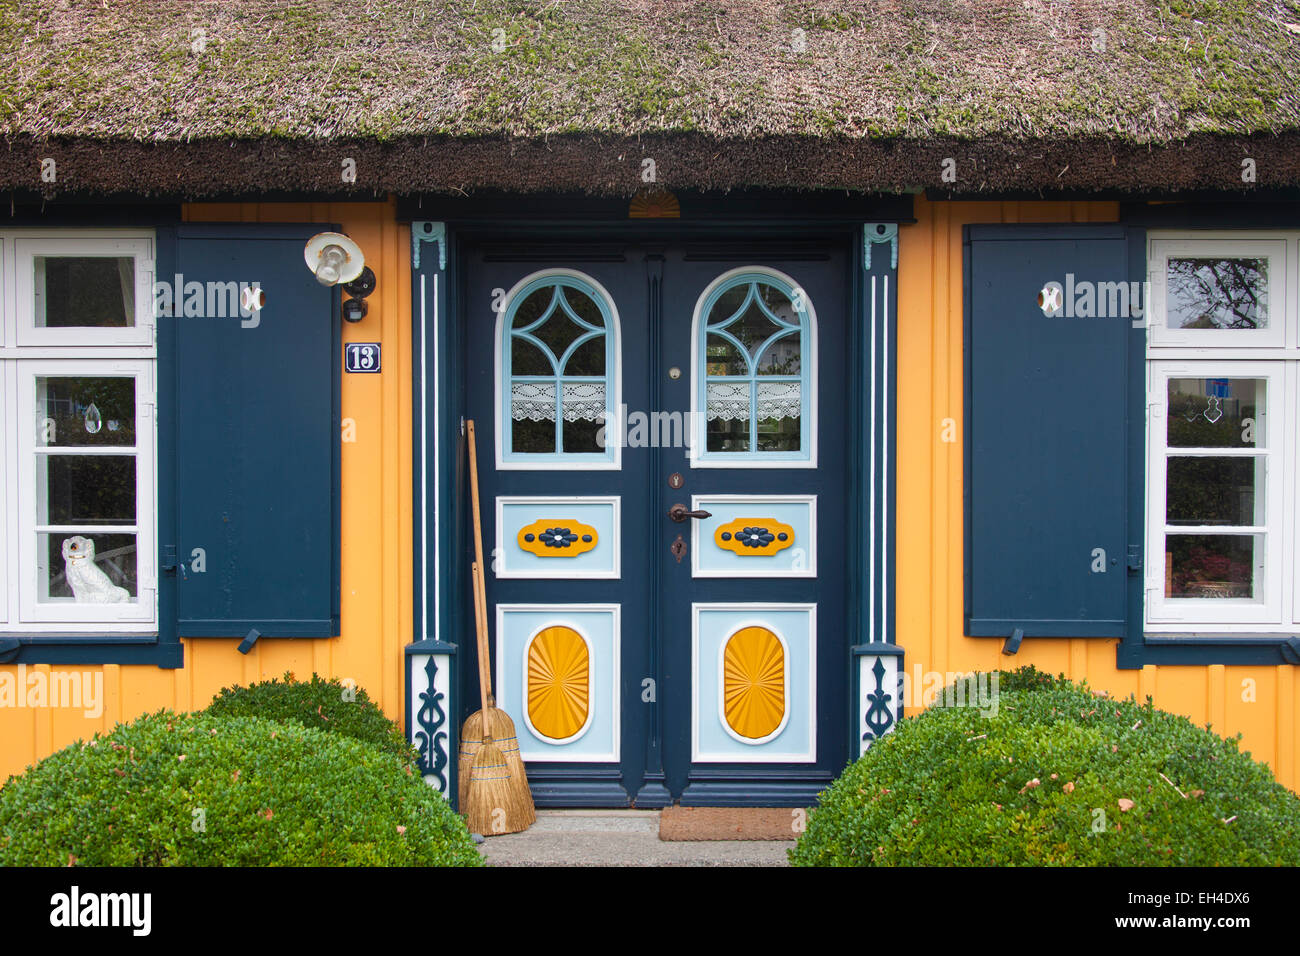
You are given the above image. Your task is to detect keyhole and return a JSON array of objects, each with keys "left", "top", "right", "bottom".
[{"left": 670, "top": 535, "right": 687, "bottom": 563}]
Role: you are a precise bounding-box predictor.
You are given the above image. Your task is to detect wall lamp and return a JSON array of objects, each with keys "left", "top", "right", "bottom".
[{"left": 304, "top": 231, "right": 377, "bottom": 323}]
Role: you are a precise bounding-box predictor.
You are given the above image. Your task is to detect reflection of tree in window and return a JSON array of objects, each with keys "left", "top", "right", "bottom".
[{"left": 1167, "top": 258, "right": 1267, "bottom": 330}]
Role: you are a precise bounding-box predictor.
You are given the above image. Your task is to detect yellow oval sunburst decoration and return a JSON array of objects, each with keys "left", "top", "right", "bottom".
[
  {"left": 722, "top": 626, "right": 786, "bottom": 740},
  {"left": 527, "top": 626, "right": 591, "bottom": 741}
]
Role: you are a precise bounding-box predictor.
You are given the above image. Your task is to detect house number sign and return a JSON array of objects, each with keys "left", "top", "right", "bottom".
[{"left": 344, "top": 343, "right": 381, "bottom": 373}]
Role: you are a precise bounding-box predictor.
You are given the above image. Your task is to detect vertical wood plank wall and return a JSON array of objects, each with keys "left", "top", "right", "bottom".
[
  {"left": 897, "top": 196, "right": 1299, "bottom": 791},
  {"left": 0, "top": 201, "right": 412, "bottom": 782}
]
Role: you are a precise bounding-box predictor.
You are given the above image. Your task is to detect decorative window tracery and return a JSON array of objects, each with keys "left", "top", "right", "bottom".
[
  {"left": 693, "top": 270, "right": 814, "bottom": 465},
  {"left": 499, "top": 273, "right": 619, "bottom": 467}
]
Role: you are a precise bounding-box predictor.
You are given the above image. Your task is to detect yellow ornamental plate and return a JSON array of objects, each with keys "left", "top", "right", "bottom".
[
  {"left": 518, "top": 520, "right": 599, "bottom": 557},
  {"left": 714, "top": 518, "right": 795, "bottom": 556},
  {"left": 723, "top": 626, "right": 787, "bottom": 740},
  {"left": 527, "top": 625, "right": 591, "bottom": 741}
]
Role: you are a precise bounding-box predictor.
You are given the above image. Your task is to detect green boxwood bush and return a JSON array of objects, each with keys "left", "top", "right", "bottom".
[
  {"left": 0, "top": 711, "right": 481, "bottom": 866},
  {"left": 205, "top": 672, "right": 416, "bottom": 765},
  {"left": 791, "top": 669, "right": 1300, "bottom": 866}
]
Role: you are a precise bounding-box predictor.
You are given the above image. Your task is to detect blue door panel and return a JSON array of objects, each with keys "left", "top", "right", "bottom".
[
  {"left": 965, "top": 228, "right": 1133, "bottom": 638},
  {"left": 169, "top": 226, "right": 341, "bottom": 637}
]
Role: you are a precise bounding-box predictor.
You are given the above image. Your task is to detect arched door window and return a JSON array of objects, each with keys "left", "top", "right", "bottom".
[
  {"left": 498, "top": 271, "right": 619, "bottom": 468},
  {"left": 692, "top": 269, "right": 815, "bottom": 466}
]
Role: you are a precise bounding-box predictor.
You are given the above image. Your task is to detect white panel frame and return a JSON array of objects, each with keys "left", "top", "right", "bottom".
[
  {"left": 691, "top": 602, "right": 817, "bottom": 764},
  {"left": 689, "top": 492, "right": 817, "bottom": 579},
  {"left": 495, "top": 602, "right": 621, "bottom": 763},
  {"left": 493, "top": 494, "right": 621, "bottom": 579}
]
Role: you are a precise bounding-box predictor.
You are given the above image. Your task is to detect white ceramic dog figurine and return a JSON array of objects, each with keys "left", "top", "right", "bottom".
[{"left": 62, "top": 536, "right": 129, "bottom": 603}]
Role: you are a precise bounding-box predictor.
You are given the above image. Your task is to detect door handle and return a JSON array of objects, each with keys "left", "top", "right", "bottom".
[{"left": 668, "top": 503, "right": 712, "bottom": 523}]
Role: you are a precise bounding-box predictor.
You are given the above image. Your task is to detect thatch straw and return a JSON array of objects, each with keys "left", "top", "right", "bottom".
[{"left": 4, "top": 2, "right": 1299, "bottom": 196}]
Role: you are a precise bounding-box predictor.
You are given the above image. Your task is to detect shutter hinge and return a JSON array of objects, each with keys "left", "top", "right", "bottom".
[
  {"left": 1127, "top": 545, "right": 1143, "bottom": 572},
  {"left": 162, "top": 545, "right": 177, "bottom": 574}
]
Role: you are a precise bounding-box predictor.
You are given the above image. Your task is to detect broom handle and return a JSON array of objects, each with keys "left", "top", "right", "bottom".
[
  {"left": 475, "top": 551, "right": 495, "bottom": 709},
  {"left": 471, "top": 562, "right": 491, "bottom": 716},
  {"left": 466, "top": 420, "right": 495, "bottom": 704}
]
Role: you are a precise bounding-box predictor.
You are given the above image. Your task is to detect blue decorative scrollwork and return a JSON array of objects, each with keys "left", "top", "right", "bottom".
[
  {"left": 414, "top": 655, "right": 449, "bottom": 791},
  {"left": 862, "top": 656, "right": 896, "bottom": 743}
]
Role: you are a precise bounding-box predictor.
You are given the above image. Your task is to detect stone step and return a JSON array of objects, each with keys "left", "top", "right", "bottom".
[{"left": 476, "top": 810, "right": 794, "bottom": 867}]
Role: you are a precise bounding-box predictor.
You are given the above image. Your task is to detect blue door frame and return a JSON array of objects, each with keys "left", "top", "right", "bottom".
[{"left": 407, "top": 219, "right": 902, "bottom": 807}]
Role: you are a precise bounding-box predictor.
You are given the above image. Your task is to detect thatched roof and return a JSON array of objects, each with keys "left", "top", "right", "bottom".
[{"left": 3, "top": 0, "right": 1299, "bottom": 198}]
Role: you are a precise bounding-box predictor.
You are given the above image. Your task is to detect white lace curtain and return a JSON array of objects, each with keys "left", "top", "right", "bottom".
[
  {"left": 511, "top": 381, "right": 607, "bottom": 422},
  {"left": 706, "top": 381, "right": 801, "bottom": 421}
]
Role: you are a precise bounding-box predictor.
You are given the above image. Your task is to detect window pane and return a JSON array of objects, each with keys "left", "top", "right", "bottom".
[
  {"left": 42, "top": 455, "right": 136, "bottom": 526},
  {"left": 562, "top": 417, "right": 602, "bottom": 453},
  {"left": 1166, "top": 534, "right": 1260, "bottom": 599},
  {"left": 711, "top": 283, "right": 797, "bottom": 359},
  {"left": 707, "top": 415, "right": 749, "bottom": 453},
  {"left": 1166, "top": 257, "right": 1267, "bottom": 330},
  {"left": 35, "top": 256, "right": 135, "bottom": 328},
  {"left": 563, "top": 336, "right": 605, "bottom": 375},
  {"left": 706, "top": 334, "right": 748, "bottom": 375},
  {"left": 1167, "top": 377, "right": 1262, "bottom": 448},
  {"left": 37, "top": 376, "right": 135, "bottom": 447},
  {"left": 1166, "top": 456, "right": 1261, "bottom": 526},
  {"left": 562, "top": 287, "right": 603, "bottom": 327},
  {"left": 511, "top": 418, "right": 555, "bottom": 454},
  {"left": 757, "top": 417, "right": 800, "bottom": 452},
  {"left": 511, "top": 337, "right": 553, "bottom": 375},
  {"left": 529, "top": 310, "right": 585, "bottom": 361},
  {"left": 755, "top": 333, "right": 800, "bottom": 375},
  {"left": 40, "top": 532, "right": 137, "bottom": 603}
]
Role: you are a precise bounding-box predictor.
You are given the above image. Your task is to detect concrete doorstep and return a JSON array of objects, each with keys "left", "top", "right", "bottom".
[{"left": 477, "top": 810, "right": 794, "bottom": 867}]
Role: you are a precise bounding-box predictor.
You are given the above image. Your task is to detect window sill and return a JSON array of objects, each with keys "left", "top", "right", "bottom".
[
  {"left": 1117, "top": 633, "right": 1300, "bottom": 668},
  {"left": 0, "top": 634, "right": 182, "bottom": 668}
]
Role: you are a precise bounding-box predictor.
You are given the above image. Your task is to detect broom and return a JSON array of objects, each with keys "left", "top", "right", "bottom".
[{"left": 460, "top": 419, "right": 535, "bottom": 833}]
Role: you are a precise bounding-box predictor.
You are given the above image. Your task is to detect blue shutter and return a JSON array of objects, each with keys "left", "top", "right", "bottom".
[
  {"left": 157, "top": 225, "right": 341, "bottom": 638},
  {"left": 964, "top": 224, "right": 1144, "bottom": 638}
]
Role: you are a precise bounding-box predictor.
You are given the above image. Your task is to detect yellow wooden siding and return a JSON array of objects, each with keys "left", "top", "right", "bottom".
[
  {"left": 0, "top": 201, "right": 412, "bottom": 783},
  {"left": 897, "top": 196, "right": 1300, "bottom": 791}
]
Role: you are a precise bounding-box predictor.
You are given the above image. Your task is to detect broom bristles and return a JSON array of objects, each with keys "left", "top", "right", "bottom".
[
  {"left": 459, "top": 709, "right": 534, "bottom": 824},
  {"left": 464, "top": 737, "right": 533, "bottom": 835}
]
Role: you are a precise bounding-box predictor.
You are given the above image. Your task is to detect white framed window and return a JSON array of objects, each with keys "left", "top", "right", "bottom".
[
  {"left": 15, "top": 236, "right": 155, "bottom": 348},
  {"left": 689, "top": 267, "right": 818, "bottom": 469},
  {"left": 0, "top": 230, "right": 157, "bottom": 635},
  {"left": 494, "top": 268, "right": 621, "bottom": 471},
  {"left": 1148, "top": 237, "right": 1286, "bottom": 349},
  {"left": 1146, "top": 231, "right": 1300, "bottom": 633}
]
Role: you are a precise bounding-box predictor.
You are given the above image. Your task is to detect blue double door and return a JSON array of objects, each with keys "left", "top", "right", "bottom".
[{"left": 462, "top": 237, "right": 850, "bottom": 806}]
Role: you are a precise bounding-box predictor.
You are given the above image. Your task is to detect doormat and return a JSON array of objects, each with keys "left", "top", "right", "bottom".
[{"left": 658, "top": 806, "right": 805, "bottom": 842}]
